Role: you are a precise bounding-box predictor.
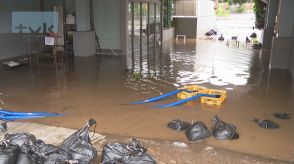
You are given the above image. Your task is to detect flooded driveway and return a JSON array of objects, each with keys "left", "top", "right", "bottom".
[{"left": 1, "top": 14, "right": 294, "bottom": 162}]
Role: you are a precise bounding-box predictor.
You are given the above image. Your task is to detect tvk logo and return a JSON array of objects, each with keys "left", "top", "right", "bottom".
[{"left": 14, "top": 23, "right": 54, "bottom": 34}]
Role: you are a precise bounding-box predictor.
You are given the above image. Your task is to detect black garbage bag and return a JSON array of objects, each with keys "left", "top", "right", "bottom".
[
  {"left": 60, "top": 119, "right": 97, "bottom": 163},
  {"left": 19, "top": 139, "right": 72, "bottom": 164},
  {"left": 101, "top": 139, "right": 156, "bottom": 164},
  {"left": 254, "top": 119, "right": 279, "bottom": 129},
  {"left": 211, "top": 116, "right": 239, "bottom": 140},
  {"left": 5, "top": 133, "right": 36, "bottom": 147},
  {"left": 0, "top": 141, "right": 19, "bottom": 164},
  {"left": 205, "top": 29, "right": 217, "bottom": 36},
  {"left": 250, "top": 32, "right": 257, "bottom": 38},
  {"left": 101, "top": 143, "right": 128, "bottom": 163},
  {"left": 273, "top": 113, "right": 290, "bottom": 120},
  {"left": 121, "top": 152, "right": 156, "bottom": 164},
  {"left": 231, "top": 36, "right": 238, "bottom": 40},
  {"left": 167, "top": 119, "right": 191, "bottom": 131},
  {"left": 185, "top": 121, "right": 211, "bottom": 141}
]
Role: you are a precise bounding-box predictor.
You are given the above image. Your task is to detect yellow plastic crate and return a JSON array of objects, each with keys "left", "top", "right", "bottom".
[
  {"left": 200, "top": 89, "right": 227, "bottom": 106},
  {"left": 177, "top": 85, "right": 208, "bottom": 99}
]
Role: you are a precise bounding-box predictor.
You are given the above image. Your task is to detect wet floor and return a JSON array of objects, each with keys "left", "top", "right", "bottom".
[{"left": 1, "top": 39, "right": 294, "bottom": 161}]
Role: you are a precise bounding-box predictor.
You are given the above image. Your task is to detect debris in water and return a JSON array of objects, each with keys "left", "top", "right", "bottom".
[
  {"left": 173, "top": 142, "right": 188, "bottom": 148},
  {"left": 185, "top": 121, "right": 211, "bottom": 141},
  {"left": 167, "top": 119, "right": 191, "bottom": 131},
  {"left": 211, "top": 116, "right": 239, "bottom": 140},
  {"left": 254, "top": 119, "right": 279, "bottom": 129},
  {"left": 273, "top": 113, "right": 290, "bottom": 120}
]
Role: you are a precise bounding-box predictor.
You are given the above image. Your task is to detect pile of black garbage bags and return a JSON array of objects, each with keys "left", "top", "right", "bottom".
[
  {"left": 0, "top": 119, "right": 97, "bottom": 164},
  {"left": 167, "top": 115, "right": 239, "bottom": 141}
]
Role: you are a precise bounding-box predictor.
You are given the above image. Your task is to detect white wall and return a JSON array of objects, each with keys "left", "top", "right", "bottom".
[
  {"left": 277, "top": 0, "right": 294, "bottom": 38},
  {"left": 197, "top": 0, "right": 215, "bottom": 17},
  {"left": 289, "top": 16, "right": 294, "bottom": 79},
  {"left": 196, "top": 0, "right": 216, "bottom": 37},
  {"left": 0, "top": 0, "right": 41, "bottom": 33},
  {"left": 93, "top": 0, "right": 121, "bottom": 50}
]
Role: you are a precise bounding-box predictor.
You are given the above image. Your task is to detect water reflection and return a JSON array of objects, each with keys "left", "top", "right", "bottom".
[{"left": 126, "top": 39, "right": 261, "bottom": 94}]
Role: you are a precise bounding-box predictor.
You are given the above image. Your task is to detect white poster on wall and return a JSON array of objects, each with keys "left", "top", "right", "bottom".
[{"left": 45, "top": 37, "right": 55, "bottom": 46}]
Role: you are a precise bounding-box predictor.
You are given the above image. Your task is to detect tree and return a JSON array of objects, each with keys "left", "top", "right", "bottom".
[{"left": 231, "top": 0, "right": 249, "bottom": 5}]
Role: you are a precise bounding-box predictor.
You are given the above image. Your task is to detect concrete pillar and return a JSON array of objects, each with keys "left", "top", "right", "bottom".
[
  {"left": 75, "top": 0, "right": 90, "bottom": 31},
  {"left": 121, "top": 0, "right": 128, "bottom": 56},
  {"left": 121, "top": 0, "right": 128, "bottom": 70},
  {"left": 73, "top": 0, "right": 96, "bottom": 57},
  {"left": 262, "top": 0, "right": 279, "bottom": 48},
  {"left": 270, "top": 0, "right": 294, "bottom": 74}
]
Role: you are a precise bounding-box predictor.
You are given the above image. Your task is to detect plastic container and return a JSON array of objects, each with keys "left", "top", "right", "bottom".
[
  {"left": 177, "top": 85, "right": 208, "bottom": 99},
  {"left": 200, "top": 89, "right": 227, "bottom": 106}
]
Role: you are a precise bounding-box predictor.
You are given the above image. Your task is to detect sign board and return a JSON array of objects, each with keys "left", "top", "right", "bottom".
[
  {"left": 12, "top": 12, "right": 58, "bottom": 34},
  {"left": 45, "top": 37, "right": 55, "bottom": 46}
]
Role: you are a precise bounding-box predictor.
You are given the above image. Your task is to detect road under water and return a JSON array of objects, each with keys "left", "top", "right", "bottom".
[{"left": 1, "top": 39, "right": 294, "bottom": 161}]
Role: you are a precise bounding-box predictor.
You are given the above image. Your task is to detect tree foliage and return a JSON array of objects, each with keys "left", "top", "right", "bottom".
[
  {"left": 223, "top": 0, "right": 250, "bottom": 5},
  {"left": 253, "top": 0, "right": 266, "bottom": 29}
]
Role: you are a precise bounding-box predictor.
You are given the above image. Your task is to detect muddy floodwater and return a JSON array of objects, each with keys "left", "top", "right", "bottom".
[
  {"left": 1, "top": 39, "right": 294, "bottom": 162},
  {"left": 1, "top": 13, "right": 294, "bottom": 162}
]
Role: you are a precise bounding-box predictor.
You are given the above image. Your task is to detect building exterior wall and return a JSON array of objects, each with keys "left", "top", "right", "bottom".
[
  {"left": 174, "top": 0, "right": 197, "bottom": 16},
  {"left": 269, "top": 0, "right": 294, "bottom": 79},
  {"left": 277, "top": 0, "right": 294, "bottom": 38},
  {"left": 174, "top": 18, "right": 197, "bottom": 38},
  {"left": 289, "top": 16, "right": 294, "bottom": 79}
]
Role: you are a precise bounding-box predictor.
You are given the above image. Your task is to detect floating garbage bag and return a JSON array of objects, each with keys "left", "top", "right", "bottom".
[
  {"left": 167, "top": 119, "right": 191, "bottom": 131},
  {"left": 254, "top": 119, "right": 279, "bottom": 129},
  {"left": 5, "top": 133, "right": 36, "bottom": 147},
  {"left": 211, "top": 116, "right": 239, "bottom": 140},
  {"left": 0, "top": 141, "right": 19, "bottom": 164},
  {"left": 250, "top": 32, "right": 257, "bottom": 38},
  {"left": 60, "top": 119, "right": 97, "bottom": 163},
  {"left": 101, "top": 139, "right": 156, "bottom": 164},
  {"left": 273, "top": 113, "right": 290, "bottom": 120},
  {"left": 185, "top": 121, "right": 211, "bottom": 141}
]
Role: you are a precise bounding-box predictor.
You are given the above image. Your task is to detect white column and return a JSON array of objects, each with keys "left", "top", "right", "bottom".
[
  {"left": 73, "top": 0, "right": 95, "bottom": 56},
  {"left": 75, "top": 0, "right": 90, "bottom": 31}
]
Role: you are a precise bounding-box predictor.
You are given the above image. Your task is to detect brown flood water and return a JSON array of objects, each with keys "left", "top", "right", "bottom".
[{"left": 0, "top": 39, "right": 294, "bottom": 161}]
